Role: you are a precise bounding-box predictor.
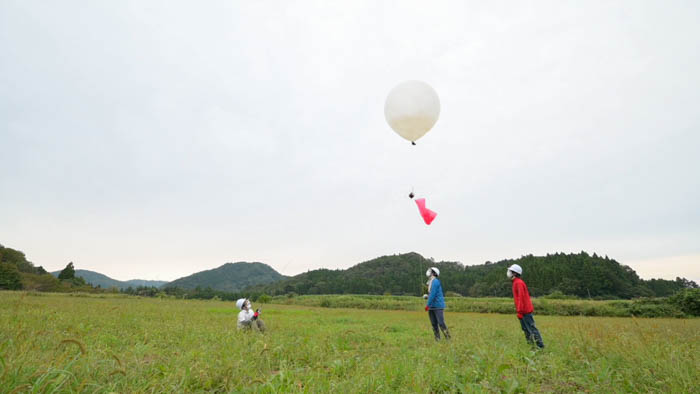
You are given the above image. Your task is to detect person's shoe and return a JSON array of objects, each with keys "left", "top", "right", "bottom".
[{"left": 442, "top": 329, "right": 451, "bottom": 340}]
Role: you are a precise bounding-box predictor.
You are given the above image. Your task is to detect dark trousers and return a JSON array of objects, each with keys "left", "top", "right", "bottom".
[
  {"left": 519, "top": 313, "right": 544, "bottom": 348},
  {"left": 428, "top": 309, "right": 450, "bottom": 340},
  {"left": 241, "top": 318, "right": 266, "bottom": 333}
]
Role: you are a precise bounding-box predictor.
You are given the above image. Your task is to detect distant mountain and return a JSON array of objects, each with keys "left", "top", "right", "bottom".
[
  {"left": 246, "top": 252, "right": 447, "bottom": 296},
  {"left": 244, "top": 252, "right": 698, "bottom": 299},
  {"left": 124, "top": 279, "right": 169, "bottom": 288},
  {"left": 164, "top": 262, "right": 286, "bottom": 292},
  {"left": 50, "top": 269, "right": 167, "bottom": 290}
]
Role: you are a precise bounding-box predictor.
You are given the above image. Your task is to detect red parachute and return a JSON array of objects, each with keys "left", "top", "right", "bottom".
[{"left": 414, "top": 198, "right": 437, "bottom": 225}]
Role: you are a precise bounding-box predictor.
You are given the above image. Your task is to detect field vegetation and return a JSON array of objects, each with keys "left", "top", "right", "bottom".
[
  {"left": 270, "top": 292, "right": 700, "bottom": 318},
  {"left": 1, "top": 292, "right": 698, "bottom": 393}
]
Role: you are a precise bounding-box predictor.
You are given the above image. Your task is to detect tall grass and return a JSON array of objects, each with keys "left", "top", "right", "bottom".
[{"left": 1, "top": 291, "right": 697, "bottom": 392}]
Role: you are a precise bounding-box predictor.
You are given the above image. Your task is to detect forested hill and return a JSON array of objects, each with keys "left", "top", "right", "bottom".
[
  {"left": 244, "top": 252, "right": 697, "bottom": 299},
  {"left": 1, "top": 244, "right": 95, "bottom": 292},
  {"left": 164, "top": 262, "right": 286, "bottom": 292}
]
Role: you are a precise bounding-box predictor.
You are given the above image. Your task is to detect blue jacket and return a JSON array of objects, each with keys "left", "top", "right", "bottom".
[{"left": 426, "top": 278, "right": 445, "bottom": 309}]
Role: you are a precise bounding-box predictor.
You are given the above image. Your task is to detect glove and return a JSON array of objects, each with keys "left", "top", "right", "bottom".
[
  {"left": 517, "top": 312, "right": 523, "bottom": 319},
  {"left": 425, "top": 306, "right": 429, "bottom": 311}
]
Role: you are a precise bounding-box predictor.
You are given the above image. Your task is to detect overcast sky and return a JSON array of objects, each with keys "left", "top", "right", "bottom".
[{"left": 1, "top": 1, "right": 698, "bottom": 282}]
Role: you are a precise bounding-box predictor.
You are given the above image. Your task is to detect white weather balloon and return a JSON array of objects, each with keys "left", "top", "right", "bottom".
[{"left": 384, "top": 80, "right": 440, "bottom": 143}]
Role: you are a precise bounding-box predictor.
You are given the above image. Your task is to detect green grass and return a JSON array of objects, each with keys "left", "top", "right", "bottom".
[{"left": 1, "top": 291, "right": 698, "bottom": 392}]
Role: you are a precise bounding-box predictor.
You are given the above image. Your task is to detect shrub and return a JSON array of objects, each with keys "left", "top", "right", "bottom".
[
  {"left": 629, "top": 302, "right": 678, "bottom": 318},
  {"left": 669, "top": 288, "right": 700, "bottom": 316},
  {"left": 542, "top": 290, "right": 578, "bottom": 300},
  {"left": 20, "top": 272, "right": 63, "bottom": 292},
  {"left": 258, "top": 294, "right": 272, "bottom": 304},
  {"left": 0, "top": 263, "right": 23, "bottom": 290}
]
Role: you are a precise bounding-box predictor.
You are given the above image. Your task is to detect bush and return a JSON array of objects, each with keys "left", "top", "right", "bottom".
[
  {"left": 542, "top": 290, "right": 578, "bottom": 300},
  {"left": 629, "top": 301, "right": 681, "bottom": 318},
  {"left": 0, "top": 263, "right": 22, "bottom": 290},
  {"left": 669, "top": 288, "right": 700, "bottom": 316},
  {"left": 70, "top": 276, "right": 87, "bottom": 287},
  {"left": 258, "top": 294, "right": 272, "bottom": 304},
  {"left": 20, "top": 272, "right": 63, "bottom": 292}
]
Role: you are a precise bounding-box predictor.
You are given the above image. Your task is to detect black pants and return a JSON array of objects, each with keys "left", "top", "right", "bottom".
[
  {"left": 428, "top": 309, "right": 450, "bottom": 340},
  {"left": 519, "top": 313, "right": 544, "bottom": 348}
]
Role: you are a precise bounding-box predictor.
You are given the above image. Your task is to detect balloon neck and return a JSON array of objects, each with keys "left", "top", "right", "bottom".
[
  {"left": 411, "top": 141, "right": 416, "bottom": 145},
  {"left": 408, "top": 192, "right": 415, "bottom": 199}
]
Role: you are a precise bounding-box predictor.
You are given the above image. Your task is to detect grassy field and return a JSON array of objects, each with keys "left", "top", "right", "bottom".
[{"left": 1, "top": 292, "right": 698, "bottom": 393}]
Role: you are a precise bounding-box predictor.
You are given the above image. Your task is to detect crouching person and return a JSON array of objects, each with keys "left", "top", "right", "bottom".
[
  {"left": 507, "top": 264, "right": 544, "bottom": 348},
  {"left": 236, "top": 298, "right": 266, "bottom": 333}
]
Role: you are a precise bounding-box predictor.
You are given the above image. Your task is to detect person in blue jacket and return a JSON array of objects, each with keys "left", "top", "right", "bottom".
[{"left": 424, "top": 267, "right": 451, "bottom": 341}]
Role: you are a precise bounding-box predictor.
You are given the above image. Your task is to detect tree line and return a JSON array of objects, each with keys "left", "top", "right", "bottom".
[{"left": 244, "top": 252, "right": 698, "bottom": 299}]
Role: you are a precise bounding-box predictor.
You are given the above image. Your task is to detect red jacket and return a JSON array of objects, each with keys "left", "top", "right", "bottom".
[{"left": 512, "top": 277, "right": 534, "bottom": 316}]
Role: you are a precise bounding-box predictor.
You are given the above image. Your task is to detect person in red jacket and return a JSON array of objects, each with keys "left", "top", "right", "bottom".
[{"left": 508, "top": 264, "right": 544, "bottom": 348}]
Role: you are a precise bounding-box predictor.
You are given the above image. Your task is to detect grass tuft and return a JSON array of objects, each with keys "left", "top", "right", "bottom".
[
  {"left": 109, "top": 369, "right": 126, "bottom": 377},
  {"left": 111, "top": 353, "right": 122, "bottom": 368},
  {"left": 58, "top": 339, "right": 86, "bottom": 354}
]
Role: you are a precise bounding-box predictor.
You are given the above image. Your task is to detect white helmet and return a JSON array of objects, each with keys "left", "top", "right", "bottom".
[
  {"left": 507, "top": 264, "right": 523, "bottom": 275},
  {"left": 235, "top": 298, "right": 247, "bottom": 310},
  {"left": 426, "top": 267, "right": 440, "bottom": 277}
]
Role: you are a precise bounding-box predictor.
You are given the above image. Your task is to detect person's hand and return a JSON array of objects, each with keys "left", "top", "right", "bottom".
[
  {"left": 425, "top": 306, "right": 429, "bottom": 311},
  {"left": 517, "top": 312, "right": 523, "bottom": 319}
]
